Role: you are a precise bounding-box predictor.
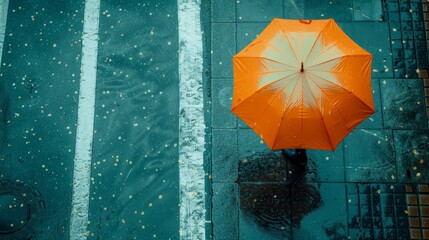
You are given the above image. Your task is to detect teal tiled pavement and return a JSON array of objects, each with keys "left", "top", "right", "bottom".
[
  {"left": 381, "top": 79, "right": 427, "bottom": 129},
  {"left": 236, "top": 0, "right": 283, "bottom": 22},
  {"left": 209, "top": 0, "right": 429, "bottom": 239},
  {"left": 344, "top": 129, "right": 396, "bottom": 183},
  {"left": 211, "top": 78, "right": 236, "bottom": 128},
  {"left": 212, "top": 23, "right": 236, "bottom": 78},
  {"left": 395, "top": 130, "right": 429, "bottom": 183}
]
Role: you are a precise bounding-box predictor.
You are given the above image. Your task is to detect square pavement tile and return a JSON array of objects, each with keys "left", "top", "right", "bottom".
[
  {"left": 236, "top": 22, "right": 269, "bottom": 51},
  {"left": 353, "top": 0, "right": 383, "bottom": 21},
  {"left": 238, "top": 129, "right": 287, "bottom": 182},
  {"left": 386, "top": 1, "right": 398, "bottom": 12},
  {"left": 306, "top": 145, "right": 345, "bottom": 183},
  {"left": 211, "top": 0, "right": 235, "bottom": 22},
  {"left": 236, "top": 0, "right": 283, "bottom": 22},
  {"left": 380, "top": 78, "right": 427, "bottom": 129},
  {"left": 239, "top": 183, "right": 348, "bottom": 239},
  {"left": 346, "top": 183, "right": 411, "bottom": 239},
  {"left": 211, "top": 23, "right": 236, "bottom": 78},
  {"left": 304, "top": 0, "right": 353, "bottom": 21},
  {"left": 238, "top": 151, "right": 287, "bottom": 183},
  {"left": 213, "top": 183, "right": 239, "bottom": 240},
  {"left": 239, "top": 183, "right": 292, "bottom": 240},
  {"left": 212, "top": 129, "right": 238, "bottom": 182},
  {"left": 344, "top": 129, "right": 396, "bottom": 182},
  {"left": 238, "top": 128, "right": 271, "bottom": 158},
  {"left": 337, "top": 22, "right": 393, "bottom": 79},
  {"left": 284, "top": 0, "right": 304, "bottom": 19},
  {"left": 394, "top": 130, "right": 429, "bottom": 183},
  {"left": 357, "top": 79, "right": 383, "bottom": 129},
  {"left": 293, "top": 183, "right": 348, "bottom": 239},
  {"left": 211, "top": 78, "right": 236, "bottom": 128},
  {"left": 237, "top": 118, "right": 250, "bottom": 129}
]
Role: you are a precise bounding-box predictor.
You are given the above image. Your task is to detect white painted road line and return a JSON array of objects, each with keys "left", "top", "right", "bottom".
[
  {"left": 69, "top": 0, "right": 100, "bottom": 239},
  {"left": 177, "top": 0, "right": 206, "bottom": 239},
  {"left": 0, "top": 0, "right": 9, "bottom": 64}
]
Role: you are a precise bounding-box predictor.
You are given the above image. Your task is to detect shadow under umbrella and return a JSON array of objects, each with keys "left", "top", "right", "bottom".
[{"left": 238, "top": 150, "right": 323, "bottom": 238}]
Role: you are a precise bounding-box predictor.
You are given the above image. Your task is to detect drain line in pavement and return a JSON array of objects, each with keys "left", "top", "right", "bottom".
[
  {"left": 177, "top": 0, "right": 206, "bottom": 239},
  {"left": 69, "top": 0, "right": 100, "bottom": 239}
]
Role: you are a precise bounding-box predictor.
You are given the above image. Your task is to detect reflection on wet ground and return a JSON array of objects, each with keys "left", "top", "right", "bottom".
[{"left": 239, "top": 152, "right": 323, "bottom": 238}]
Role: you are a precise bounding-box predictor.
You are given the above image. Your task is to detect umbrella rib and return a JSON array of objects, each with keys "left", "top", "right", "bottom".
[
  {"left": 271, "top": 76, "right": 302, "bottom": 148},
  {"left": 274, "top": 20, "right": 299, "bottom": 65},
  {"left": 303, "top": 19, "right": 331, "bottom": 64},
  {"left": 306, "top": 71, "right": 375, "bottom": 111},
  {"left": 307, "top": 55, "right": 372, "bottom": 80},
  {"left": 234, "top": 56, "right": 297, "bottom": 71},
  {"left": 232, "top": 72, "right": 298, "bottom": 110},
  {"left": 304, "top": 73, "right": 348, "bottom": 120},
  {"left": 307, "top": 54, "right": 370, "bottom": 70},
  {"left": 305, "top": 72, "right": 371, "bottom": 149},
  {"left": 261, "top": 39, "right": 283, "bottom": 54},
  {"left": 234, "top": 69, "right": 294, "bottom": 82},
  {"left": 259, "top": 55, "right": 294, "bottom": 73},
  {"left": 302, "top": 74, "right": 335, "bottom": 149},
  {"left": 308, "top": 77, "right": 336, "bottom": 149},
  {"left": 305, "top": 37, "right": 354, "bottom": 66},
  {"left": 309, "top": 69, "right": 372, "bottom": 91},
  {"left": 250, "top": 76, "right": 299, "bottom": 141},
  {"left": 302, "top": 74, "right": 321, "bottom": 110}
]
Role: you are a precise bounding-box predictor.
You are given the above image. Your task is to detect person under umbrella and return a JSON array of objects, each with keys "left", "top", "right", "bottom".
[{"left": 282, "top": 149, "right": 307, "bottom": 168}]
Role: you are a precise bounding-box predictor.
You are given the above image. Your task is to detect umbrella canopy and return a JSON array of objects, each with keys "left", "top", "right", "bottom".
[{"left": 231, "top": 18, "right": 375, "bottom": 151}]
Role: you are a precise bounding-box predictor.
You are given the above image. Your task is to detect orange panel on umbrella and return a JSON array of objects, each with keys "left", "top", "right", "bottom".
[{"left": 231, "top": 18, "right": 375, "bottom": 151}]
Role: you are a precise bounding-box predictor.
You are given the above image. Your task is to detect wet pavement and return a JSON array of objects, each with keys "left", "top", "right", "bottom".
[
  {"left": 0, "top": 0, "right": 181, "bottom": 239},
  {"left": 210, "top": 0, "right": 429, "bottom": 239},
  {"left": 0, "top": 1, "right": 84, "bottom": 238},
  {"left": 0, "top": 0, "right": 427, "bottom": 239}
]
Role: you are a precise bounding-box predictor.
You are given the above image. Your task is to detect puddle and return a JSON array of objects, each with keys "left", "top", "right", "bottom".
[
  {"left": 0, "top": 180, "right": 45, "bottom": 240},
  {"left": 0, "top": 194, "right": 28, "bottom": 234},
  {"left": 239, "top": 152, "right": 323, "bottom": 237}
]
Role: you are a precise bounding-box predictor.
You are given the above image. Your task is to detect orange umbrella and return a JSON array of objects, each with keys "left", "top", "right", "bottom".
[{"left": 231, "top": 18, "right": 375, "bottom": 151}]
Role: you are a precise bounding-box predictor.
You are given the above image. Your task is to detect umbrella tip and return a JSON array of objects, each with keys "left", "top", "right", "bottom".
[{"left": 300, "top": 62, "right": 304, "bottom": 72}]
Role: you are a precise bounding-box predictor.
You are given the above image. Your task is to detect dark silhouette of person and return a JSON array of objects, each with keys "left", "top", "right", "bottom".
[
  {"left": 281, "top": 149, "right": 308, "bottom": 168},
  {"left": 239, "top": 150, "right": 323, "bottom": 235}
]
